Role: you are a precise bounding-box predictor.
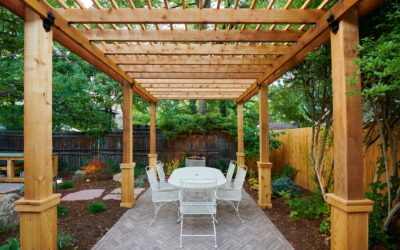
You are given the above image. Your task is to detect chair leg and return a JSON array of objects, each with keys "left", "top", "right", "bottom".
[
  {"left": 180, "top": 214, "right": 184, "bottom": 248},
  {"left": 149, "top": 202, "right": 159, "bottom": 226},
  {"left": 229, "top": 200, "right": 244, "bottom": 223},
  {"left": 212, "top": 214, "right": 217, "bottom": 248}
]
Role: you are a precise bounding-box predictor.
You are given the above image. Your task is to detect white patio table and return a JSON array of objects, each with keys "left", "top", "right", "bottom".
[{"left": 168, "top": 167, "right": 227, "bottom": 188}]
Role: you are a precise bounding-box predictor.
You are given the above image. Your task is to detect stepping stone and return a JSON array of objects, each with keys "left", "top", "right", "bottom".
[
  {"left": 62, "top": 189, "right": 105, "bottom": 201},
  {"left": 0, "top": 183, "right": 23, "bottom": 194},
  {"left": 102, "top": 187, "right": 146, "bottom": 200}
]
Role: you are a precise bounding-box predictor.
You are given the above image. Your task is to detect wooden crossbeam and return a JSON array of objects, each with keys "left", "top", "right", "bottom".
[
  {"left": 136, "top": 79, "right": 255, "bottom": 84},
  {"left": 83, "top": 30, "right": 304, "bottom": 42},
  {"left": 128, "top": 72, "right": 261, "bottom": 79},
  {"left": 155, "top": 95, "right": 238, "bottom": 100},
  {"left": 148, "top": 88, "right": 245, "bottom": 92},
  {"left": 236, "top": 0, "right": 384, "bottom": 103},
  {"left": 58, "top": 8, "right": 325, "bottom": 24},
  {"left": 141, "top": 83, "right": 251, "bottom": 88},
  {"left": 112, "top": 55, "right": 278, "bottom": 65},
  {"left": 0, "top": 0, "right": 156, "bottom": 103},
  {"left": 121, "top": 65, "right": 271, "bottom": 73},
  {"left": 98, "top": 44, "right": 291, "bottom": 55}
]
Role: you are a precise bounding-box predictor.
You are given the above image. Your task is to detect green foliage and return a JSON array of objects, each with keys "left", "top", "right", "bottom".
[
  {"left": 217, "top": 160, "right": 228, "bottom": 174},
  {"left": 272, "top": 177, "right": 299, "bottom": 197},
  {"left": 134, "top": 178, "right": 145, "bottom": 187},
  {"left": 57, "top": 204, "right": 70, "bottom": 217},
  {"left": 88, "top": 201, "right": 106, "bottom": 214},
  {"left": 277, "top": 190, "right": 292, "bottom": 199},
  {"left": 105, "top": 158, "right": 120, "bottom": 175},
  {"left": 285, "top": 193, "right": 330, "bottom": 222},
  {"left": 318, "top": 218, "right": 331, "bottom": 237},
  {"left": 57, "top": 231, "right": 75, "bottom": 249},
  {"left": 165, "top": 160, "right": 180, "bottom": 175},
  {"left": 0, "top": 238, "right": 20, "bottom": 250},
  {"left": 364, "top": 162, "right": 400, "bottom": 248},
  {"left": 280, "top": 164, "right": 299, "bottom": 181},
  {"left": 244, "top": 129, "right": 285, "bottom": 161},
  {"left": 248, "top": 178, "right": 259, "bottom": 191},
  {"left": 57, "top": 181, "right": 75, "bottom": 190}
]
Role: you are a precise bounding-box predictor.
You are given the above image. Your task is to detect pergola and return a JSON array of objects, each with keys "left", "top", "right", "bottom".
[{"left": 0, "top": 0, "right": 384, "bottom": 249}]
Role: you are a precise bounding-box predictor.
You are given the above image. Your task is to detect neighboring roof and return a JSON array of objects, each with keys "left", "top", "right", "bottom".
[{"left": 269, "top": 122, "right": 297, "bottom": 130}]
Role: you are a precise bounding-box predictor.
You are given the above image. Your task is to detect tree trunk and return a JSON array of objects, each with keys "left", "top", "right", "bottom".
[{"left": 199, "top": 100, "right": 207, "bottom": 116}]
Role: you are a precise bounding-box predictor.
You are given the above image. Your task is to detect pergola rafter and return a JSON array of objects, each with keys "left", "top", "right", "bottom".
[{"left": 0, "top": 0, "right": 385, "bottom": 248}]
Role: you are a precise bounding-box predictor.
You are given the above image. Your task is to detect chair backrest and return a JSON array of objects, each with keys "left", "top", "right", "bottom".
[
  {"left": 179, "top": 179, "right": 217, "bottom": 205},
  {"left": 155, "top": 161, "right": 165, "bottom": 182},
  {"left": 185, "top": 156, "right": 206, "bottom": 167},
  {"left": 233, "top": 165, "right": 248, "bottom": 189},
  {"left": 226, "top": 160, "right": 236, "bottom": 182},
  {"left": 145, "top": 166, "right": 158, "bottom": 189}
]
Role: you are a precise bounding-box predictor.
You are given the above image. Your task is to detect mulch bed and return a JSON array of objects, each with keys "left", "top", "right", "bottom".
[
  {"left": 0, "top": 172, "right": 148, "bottom": 250},
  {"left": 243, "top": 182, "right": 330, "bottom": 250}
]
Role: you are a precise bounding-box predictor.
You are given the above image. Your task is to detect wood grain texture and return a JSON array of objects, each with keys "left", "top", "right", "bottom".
[
  {"left": 99, "top": 44, "right": 291, "bottom": 55},
  {"left": 59, "top": 8, "right": 325, "bottom": 24}
]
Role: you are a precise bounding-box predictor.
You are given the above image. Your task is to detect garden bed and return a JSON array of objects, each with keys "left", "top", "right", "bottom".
[{"left": 243, "top": 182, "right": 330, "bottom": 250}]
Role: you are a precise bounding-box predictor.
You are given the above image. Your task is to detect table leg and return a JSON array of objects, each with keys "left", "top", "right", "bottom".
[{"left": 7, "top": 160, "right": 15, "bottom": 178}]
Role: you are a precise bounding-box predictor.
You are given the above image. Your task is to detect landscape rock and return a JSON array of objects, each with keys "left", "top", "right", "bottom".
[
  {"left": 0, "top": 193, "right": 20, "bottom": 225},
  {"left": 113, "top": 173, "right": 121, "bottom": 182}
]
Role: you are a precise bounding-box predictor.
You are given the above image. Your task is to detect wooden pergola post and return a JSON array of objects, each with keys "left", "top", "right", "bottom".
[
  {"left": 257, "top": 85, "right": 272, "bottom": 209},
  {"left": 14, "top": 8, "right": 60, "bottom": 249},
  {"left": 327, "top": 8, "right": 373, "bottom": 250},
  {"left": 120, "top": 82, "right": 135, "bottom": 208},
  {"left": 148, "top": 103, "right": 157, "bottom": 167},
  {"left": 236, "top": 103, "right": 245, "bottom": 165}
]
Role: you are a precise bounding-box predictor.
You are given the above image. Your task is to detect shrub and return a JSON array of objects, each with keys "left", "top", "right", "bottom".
[
  {"left": 57, "top": 204, "right": 69, "bottom": 217},
  {"left": 57, "top": 181, "right": 74, "bottom": 189},
  {"left": 247, "top": 169, "right": 257, "bottom": 178},
  {"left": 217, "top": 160, "right": 228, "bottom": 174},
  {"left": 248, "top": 177, "right": 259, "bottom": 191},
  {"left": 105, "top": 158, "right": 120, "bottom": 175},
  {"left": 280, "top": 164, "right": 299, "bottom": 181},
  {"left": 272, "top": 177, "right": 299, "bottom": 197},
  {"left": 0, "top": 237, "right": 20, "bottom": 250},
  {"left": 285, "top": 193, "right": 329, "bottom": 221},
  {"left": 88, "top": 201, "right": 106, "bottom": 214},
  {"left": 165, "top": 160, "right": 180, "bottom": 175},
  {"left": 134, "top": 178, "right": 145, "bottom": 187},
  {"left": 58, "top": 231, "right": 74, "bottom": 249}
]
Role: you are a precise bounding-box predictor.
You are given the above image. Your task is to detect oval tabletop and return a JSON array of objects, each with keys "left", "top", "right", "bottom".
[{"left": 168, "top": 167, "right": 227, "bottom": 187}]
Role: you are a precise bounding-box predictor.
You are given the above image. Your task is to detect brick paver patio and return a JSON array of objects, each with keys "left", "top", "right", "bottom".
[{"left": 93, "top": 189, "right": 293, "bottom": 250}]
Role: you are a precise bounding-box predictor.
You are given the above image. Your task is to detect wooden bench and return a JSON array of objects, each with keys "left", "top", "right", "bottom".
[{"left": 0, "top": 152, "right": 58, "bottom": 182}]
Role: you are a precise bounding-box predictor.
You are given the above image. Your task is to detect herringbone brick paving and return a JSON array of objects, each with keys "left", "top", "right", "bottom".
[{"left": 93, "top": 189, "right": 293, "bottom": 250}]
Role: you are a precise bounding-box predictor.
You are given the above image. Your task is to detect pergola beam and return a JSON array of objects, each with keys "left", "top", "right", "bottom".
[
  {"left": 142, "top": 84, "right": 251, "bottom": 88},
  {"left": 128, "top": 72, "right": 261, "bottom": 79},
  {"left": 137, "top": 79, "right": 255, "bottom": 84},
  {"left": 121, "top": 65, "right": 271, "bottom": 73},
  {"left": 236, "top": 0, "right": 385, "bottom": 103},
  {"left": 83, "top": 30, "right": 304, "bottom": 42},
  {"left": 155, "top": 95, "right": 238, "bottom": 100},
  {"left": 148, "top": 88, "right": 246, "bottom": 92},
  {"left": 112, "top": 55, "right": 278, "bottom": 65},
  {"left": 58, "top": 8, "right": 325, "bottom": 24},
  {"left": 0, "top": 0, "right": 157, "bottom": 103},
  {"left": 99, "top": 44, "right": 291, "bottom": 55}
]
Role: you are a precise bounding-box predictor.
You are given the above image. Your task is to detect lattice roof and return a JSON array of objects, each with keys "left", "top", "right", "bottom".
[{"left": 2, "top": 0, "right": 381, "bottom": 103}]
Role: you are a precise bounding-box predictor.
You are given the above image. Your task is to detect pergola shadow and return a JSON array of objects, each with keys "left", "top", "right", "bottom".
[{"left": 93, "top": 189, "right": 293, "bottom": 250}]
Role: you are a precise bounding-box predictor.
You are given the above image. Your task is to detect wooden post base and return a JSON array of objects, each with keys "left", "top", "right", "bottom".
[
  {"left": 148, "top": 153, "right": 158, "bottom": 168},
  {"left": 15, "top": 194, "right": 61, "bottom": 250},
  {"left": 257, "top": 162, "right": 273, "bottom": 209},
  {"left": 120, "top": 163, "right": 136, "bottom": 208},
  {"left": 327, "top": 193, "right": 374, "bottom": 250},
  {"left": 236, "top": 152, "right": 245, "bottom": 166}
]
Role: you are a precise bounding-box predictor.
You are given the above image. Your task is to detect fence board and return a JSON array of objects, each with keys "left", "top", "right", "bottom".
[
  {"left": 271, "top": 127, "right": 400, "bottom": 192},
  {"left": 0, "top": 126, "right": 236, "bottom": 171}
]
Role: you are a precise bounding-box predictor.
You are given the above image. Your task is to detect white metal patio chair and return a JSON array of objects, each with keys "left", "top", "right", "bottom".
[
  {"left": 185, "top": 156, "right": 206, "bottom": 167},
  {"left": 179, "top": 179, "right": 218, "bottom": 248},
  {"left": 146, "top": 166, "right": 179, "bottom": 226},
  {"left": 216, "top": 165, "right": 248, "bottom": 223},
  {"left": 220, "top": 160, "right": 236, "bottom": 189}
]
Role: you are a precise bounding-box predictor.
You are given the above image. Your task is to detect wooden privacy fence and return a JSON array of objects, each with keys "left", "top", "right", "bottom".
[
  {"left": 270, "top": 127, "right": 400, "bottom": 192},
  {"left": 0, "top": 126, "right": 237, "bottom": 171}
]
